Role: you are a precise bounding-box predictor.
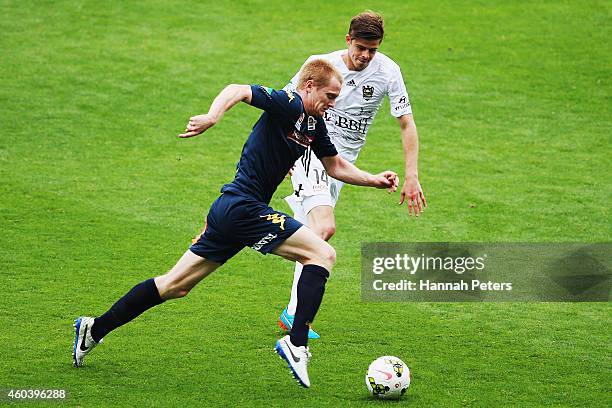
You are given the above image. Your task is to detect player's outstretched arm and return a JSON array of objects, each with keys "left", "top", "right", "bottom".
[
  {"left": 178, "top": 84, "right": 252, "bottom": 138},
  {"left": 398, "top": 114, "right": 427, "bottom": 216},
  {"left": 321, "top": 155, "right": 398, "bottom": 192}
]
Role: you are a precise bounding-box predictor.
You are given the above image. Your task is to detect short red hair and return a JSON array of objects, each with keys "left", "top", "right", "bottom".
[{"left": 297, "top": 59, "right": 343, "bottom": 89}]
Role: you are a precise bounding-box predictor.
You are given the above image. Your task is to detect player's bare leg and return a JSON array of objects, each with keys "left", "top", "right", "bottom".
[
  {"left": 273, "top": 224, "right": 336, "bottom": 271},
  {"left": 306, "top": 205, "right": 336, "bottom": 241},
  {"left": 155, "top": 250, "right": 221, "bottom": 299},
  {"left": 73, "top": 251, "right": 220, "bottom": 367},
  {"left": 272, "top": 226, "right": 335, "bottom": 387}
]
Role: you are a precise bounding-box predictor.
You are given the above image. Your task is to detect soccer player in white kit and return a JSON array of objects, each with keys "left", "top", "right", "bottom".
[{"left": 278, "top": 11, "right": 427, "bottom": 338}]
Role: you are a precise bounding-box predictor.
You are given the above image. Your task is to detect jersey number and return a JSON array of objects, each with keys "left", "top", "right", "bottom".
[{"left": 313, "top": 169, "right": 329, "bottom": 186}]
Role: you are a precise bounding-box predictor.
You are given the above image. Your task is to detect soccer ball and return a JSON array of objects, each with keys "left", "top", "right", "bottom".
[{"left": 365, "top": 356, "right": 411, "bottom": 399}]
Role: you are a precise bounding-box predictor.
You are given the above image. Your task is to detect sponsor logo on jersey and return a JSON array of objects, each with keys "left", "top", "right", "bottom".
[
  {"left": 346, "top": 79, "right": 357, "bottom": 87},
  {"left": 251, "top": 233, "right": 278, "bottom": 251},
  {"left": 260, "top": 213, "right": 286, "bottom": 230},
  {"left": 295, "top": 113, "right": 305, "bottom": 130},
  {"left": 287, "top": 130, "right": 314, "bottom": 147},
  {"left": 394, "top": 95, "right": 410, "bottom": 111},
  {"left": 260, "top": 86, "right": 274, "bottom": 100},
  {"left": 362, "top": 85, "right": 374, "bottom": 100},
  {"left": 394, "top": 103, "right": 411, "bottom": 111},
  {"left": 323, "top": 111, "right": 370, "bottom": 135}
]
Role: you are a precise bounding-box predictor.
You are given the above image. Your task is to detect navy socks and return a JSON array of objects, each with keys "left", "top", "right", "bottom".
[
  {"left": 89, "top": 266, "right": 329, "bottom": 346},
  {"left": 91, "top": 278, "right": 164, "bottom": 343},
  {"left": 290, "top": 264, "right": 330, "bottom": 347}
]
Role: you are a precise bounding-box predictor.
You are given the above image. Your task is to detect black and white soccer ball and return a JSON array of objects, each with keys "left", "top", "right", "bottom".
[{"left": 365, "top": 356, "right": 411, "bottom": 400}]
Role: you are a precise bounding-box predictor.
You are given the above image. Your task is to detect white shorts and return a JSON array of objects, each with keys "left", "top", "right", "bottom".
[{"left": 284, "top": 153, "right": 345, "bottom": 217}]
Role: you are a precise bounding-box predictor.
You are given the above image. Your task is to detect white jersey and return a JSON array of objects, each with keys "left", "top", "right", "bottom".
[{"left": 285, "top": 50, "right": 412, "bottom": 162}]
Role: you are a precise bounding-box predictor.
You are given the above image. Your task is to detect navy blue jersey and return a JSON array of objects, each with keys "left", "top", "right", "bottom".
[{"left": 221, "top": 85, "right": 338, "bottom": 203}]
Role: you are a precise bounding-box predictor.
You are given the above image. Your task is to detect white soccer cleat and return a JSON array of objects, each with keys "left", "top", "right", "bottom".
[
  {"left": 72, "top": 317, "right": 101, "bottom": 367},
  {"left": 274, "top": 335, "right": 312, "bottom": 388}
]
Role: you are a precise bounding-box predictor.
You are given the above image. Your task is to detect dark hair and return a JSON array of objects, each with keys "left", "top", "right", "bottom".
[{"left": 348, "top": 11, "right": 384, "bottom": 41}]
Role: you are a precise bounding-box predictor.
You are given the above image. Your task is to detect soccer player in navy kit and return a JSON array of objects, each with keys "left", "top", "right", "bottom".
[{"left": 73, "top": 59, "right": 398, "bottom": 388}]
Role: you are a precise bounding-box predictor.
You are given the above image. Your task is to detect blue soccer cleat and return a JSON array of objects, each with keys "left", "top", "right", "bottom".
[{"left": 278, "top": 307, "right": 320, "bottom": 339}]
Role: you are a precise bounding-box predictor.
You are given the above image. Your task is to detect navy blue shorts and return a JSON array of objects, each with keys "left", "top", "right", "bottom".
[{"left": 189, "top": 193, "right": 303, "bottom": 263}]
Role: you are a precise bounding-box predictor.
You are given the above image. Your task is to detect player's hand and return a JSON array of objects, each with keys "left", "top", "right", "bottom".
[
  {"left": 178, "top": 114, "right": 217, "bottom": 138},
  {"left": 399, "top": 175, "right": 427, "bottom": 216},
  {"left": 373, "top": 171, "right": 399, "bottom": 192}
]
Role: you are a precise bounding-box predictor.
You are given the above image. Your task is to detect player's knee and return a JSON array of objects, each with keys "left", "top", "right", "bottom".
[
  {"left": 328, "top": 246, "right": 337, "bottom": 266},
  {"left": 300, "top": 243, "right": 336, "bottom": 270},
  {"left": 320, "top": 244, "right": 336, "bottom": 268},
  {"left": 311, "top": 220, "right": 335, "bottom": 241},
  {"left": 309, "top": 209, "right": 336, "bottom": 241},
  {"left": 320, "top": 224, "right": 336, "bottom": 241}
]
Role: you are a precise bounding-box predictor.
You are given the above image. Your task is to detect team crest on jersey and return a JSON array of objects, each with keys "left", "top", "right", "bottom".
[
  {"left": 287, "top": 130, "right": 314, "bottom": 147},
  {"left": 260, "top": 213, "right": 286, "bottom": 230},
  {"left": 362, "top": 85, "right": 374, "bottom": 100},
  {"left": 307, "top": 116, "right": 316, "bottom": 131},
  {"left": 287, "top": 90, "right": 295, "bottom": 103}
]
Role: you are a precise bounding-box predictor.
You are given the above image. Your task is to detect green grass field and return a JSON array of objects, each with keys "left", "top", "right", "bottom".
[{"left": 1, "top": 0, "right": 610, "bottom": 406}]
